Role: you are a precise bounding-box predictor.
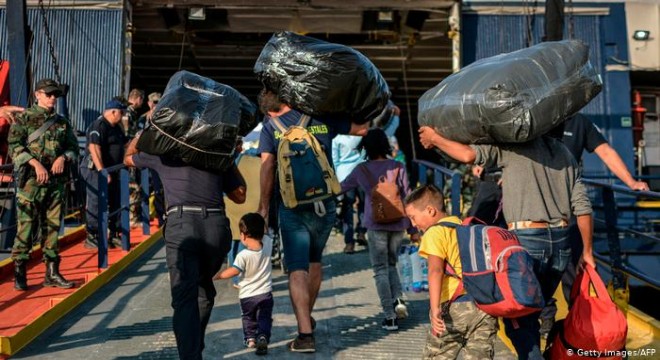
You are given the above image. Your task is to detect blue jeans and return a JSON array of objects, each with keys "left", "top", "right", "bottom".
[
  {"left": 340, "top": 190, "right": 357, "bottom": 245},
  {"left": 504, "top": 227, "right": 571, "bottom": 360},
  {"left": 279, "top": 200, "right": 336, "bottom": 272},
  {"left": 540, "top": 224, "right": 583, "bottom": 326},
  {"left": 367, "top": 230, "right": 404, "bottom": 319}
]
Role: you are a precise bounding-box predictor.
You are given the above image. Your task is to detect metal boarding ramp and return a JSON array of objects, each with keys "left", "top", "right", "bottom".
[{"left": 0, "top": 160, "right": 163, "bottom": 357}]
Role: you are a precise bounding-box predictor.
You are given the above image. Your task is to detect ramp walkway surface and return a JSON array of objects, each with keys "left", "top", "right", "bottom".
[
  {"left": 9, "top": 228, "right": 660, "bottom": 359},
  {"left": 11, "top": 231, "right": 516, "bottom": 359}
]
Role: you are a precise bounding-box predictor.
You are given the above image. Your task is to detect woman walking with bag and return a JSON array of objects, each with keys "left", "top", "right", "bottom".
[{"left": 340, "top": 128, "right": 417, "bottom": 331}]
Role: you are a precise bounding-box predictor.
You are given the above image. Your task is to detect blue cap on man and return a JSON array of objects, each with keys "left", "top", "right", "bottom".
[{"left": 104, "top": 99, "right": 128, "bottom": 111}]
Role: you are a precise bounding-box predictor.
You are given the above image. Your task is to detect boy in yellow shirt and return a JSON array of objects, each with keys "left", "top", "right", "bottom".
[{"left": 404, "top": 185, "right": 496, "bottom": 359}]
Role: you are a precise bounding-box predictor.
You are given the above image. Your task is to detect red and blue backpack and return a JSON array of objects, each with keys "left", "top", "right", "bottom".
[{"left": 438, "top": 217, "right": 544, "bottom": 318}]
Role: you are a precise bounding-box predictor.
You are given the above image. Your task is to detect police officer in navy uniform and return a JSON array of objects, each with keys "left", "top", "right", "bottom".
[
  {"left": 124, "top": 133, "right": 246, "bottom": 360},
  {"left": 81, "top": 99, "right": 128, "bottom": 248},
  {"left": 8, "top": 78, "right": 79, "bottom": 290}
]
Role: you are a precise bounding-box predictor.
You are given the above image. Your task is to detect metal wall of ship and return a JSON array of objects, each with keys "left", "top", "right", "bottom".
[{"left": 0, "top": 8, "right": 124, "bottom": 132}]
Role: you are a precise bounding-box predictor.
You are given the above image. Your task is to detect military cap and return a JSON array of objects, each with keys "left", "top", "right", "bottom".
[{"left": 35, "top": 78, "right": 62, "bottom": 96}]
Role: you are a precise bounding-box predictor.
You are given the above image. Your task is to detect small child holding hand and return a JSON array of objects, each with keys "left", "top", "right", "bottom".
[{"left": 215, "top": 213, "right": 273, "bottom": 356}]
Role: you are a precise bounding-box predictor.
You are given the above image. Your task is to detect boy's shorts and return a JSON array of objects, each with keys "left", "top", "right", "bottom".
[
  {"left": 279, "top": 200, "right": 336, "bottom": 272},
  {"left": 423, "top": 301, "right": 497, "bottom": 360}
]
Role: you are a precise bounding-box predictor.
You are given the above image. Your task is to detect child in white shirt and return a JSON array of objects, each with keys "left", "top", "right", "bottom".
[{"left": 215, "top": 213, "right": 273, "bottom": 356}]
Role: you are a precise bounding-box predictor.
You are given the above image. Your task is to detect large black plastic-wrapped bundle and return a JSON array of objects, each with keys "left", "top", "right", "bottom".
[
  {"left": 137, "top": 71, "right": 258, "bottom": 172},
  {"left": 418, "top": 40, "right": 602, "bottom": 144},
  {"left": 254, "top": 31, "right": 390, "bottom": 124}
]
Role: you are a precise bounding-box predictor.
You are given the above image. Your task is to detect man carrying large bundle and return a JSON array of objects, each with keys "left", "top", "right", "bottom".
[
  {"left": 418, "top": 40, "right": 602, "bottom": 144},
  {"left": 254, "top": 32, "right": 388, "bottom": 353},
  {"left": 126, "top": 71, "right": 256, "bottom": 360},
  {"left": 419, "top": 125, "right": 596, "bottom": 360},
  {"left": 416, "top": 41, "right": 600, "bottom": 360}
]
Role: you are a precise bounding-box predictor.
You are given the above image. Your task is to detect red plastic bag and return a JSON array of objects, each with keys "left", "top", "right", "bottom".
[{"left": 547, "top": 264, "right": 627, "bottom": 359}]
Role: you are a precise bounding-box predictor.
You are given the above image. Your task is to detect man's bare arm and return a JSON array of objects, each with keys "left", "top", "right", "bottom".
[
  {"left": 227, "top": 165, "right": 247, "bottom": 204},
  {"left": 594, "top": 143, "right": 649, "bottom": 191},
  {"left": 258, "top": 153, "right": 276, "bottom": 221},
  {"left": 418, "top": 126, "right": 476, "bottom": 164},
  {"left": 88, "top": 143, "right": 104, "bottom": 171},
  {"left": 576, "top": 214, "right": 595, "bottom": 268}
]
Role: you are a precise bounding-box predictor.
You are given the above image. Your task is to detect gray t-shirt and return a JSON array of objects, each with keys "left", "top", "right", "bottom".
[
  {"left": 233, "top": 235, "right": 273, "bottom": 299},
  {"left": 471, "top": 136, "right": 592, "bottom": 224}
]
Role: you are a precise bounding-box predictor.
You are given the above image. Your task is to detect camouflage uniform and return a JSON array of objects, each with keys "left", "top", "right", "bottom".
[
  {"left": 443, "top": 163, "right": 477, "bottom": 217},
  {"left": 8, "top": 104, "right": 79, "bottom": 261},
  {"left": 422, "top": 301, "right": 497, "bottom": 360},
  {"left": 126, "top": 107, "right": 143, "bottom": 224},
  {"left": 125, "top": 106, "right": 140, "bottom": 139}
]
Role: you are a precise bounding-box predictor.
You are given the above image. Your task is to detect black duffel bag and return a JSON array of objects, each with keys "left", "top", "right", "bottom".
[
  {"left": 254, "top": 31, "right": 390, "bottom": 124},
  {"left": 418, "top": 40, "right": 602, "bottom": 144},
  {"left": 137, "top": 71, "right": 258, "bottom": 172}
]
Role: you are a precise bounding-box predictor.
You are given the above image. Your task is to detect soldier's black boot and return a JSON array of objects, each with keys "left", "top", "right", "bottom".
[
  {"left": 14, "top": 260, "right": 28, "bottom": 291},
  {"left": 43, "top": 258, "right": 75, "bottom": 289}
]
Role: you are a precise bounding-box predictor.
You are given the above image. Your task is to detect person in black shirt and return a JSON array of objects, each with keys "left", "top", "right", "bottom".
[
  {"left": 562, "top": 113, "right": 648, "bottom": 191},
  {"left": 124, "top": 134, "right": 246, "bottom": 360},
  {"left": 538, "top": 113, "right": 649, "bottom": 338},
  {"left": 81, "top": 99, "right": 128, "bottom": 248}
]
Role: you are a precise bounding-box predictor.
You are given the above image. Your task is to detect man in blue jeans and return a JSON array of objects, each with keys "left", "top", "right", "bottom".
[
  {"left": 257, "top": 89, "right": 367, "bottom": 353},
  {"left": 419, "top": 126, "right": 595, "bottom": 360}
]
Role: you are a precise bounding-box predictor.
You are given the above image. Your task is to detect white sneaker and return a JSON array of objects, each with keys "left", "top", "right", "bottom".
[{"left": 394, "top": 298, "right": 408, "bottom": 319}]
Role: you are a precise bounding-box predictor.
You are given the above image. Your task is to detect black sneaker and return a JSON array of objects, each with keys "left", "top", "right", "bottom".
[
  {"left": 394, "top": 298, "right": 409, "bottom": 319},
  {"left": 255, "top": 335, "right": 268, "bottom": 356},
  {"left": 288, "top": 335, "right": 315, "bottom": 353},
  {"left": 382, "top": 318, "right": 399, "bottom": 331}
]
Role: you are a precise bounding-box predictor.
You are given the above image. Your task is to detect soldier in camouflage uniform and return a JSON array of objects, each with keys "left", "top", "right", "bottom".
[
  {"left": 8, "top": 78, "right": 79, "bottom": 290},
  {"left": 125, "top": 89, "right": 144, "bottom": 225},
  {"left": 125, "top": 89, "right": 144, "bottom": 139}
]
